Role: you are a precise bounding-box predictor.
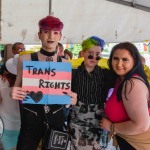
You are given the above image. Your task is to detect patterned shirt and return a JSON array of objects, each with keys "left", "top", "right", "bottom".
[{"left": 72, "top": 62, "right": 115, "bottom": 105}]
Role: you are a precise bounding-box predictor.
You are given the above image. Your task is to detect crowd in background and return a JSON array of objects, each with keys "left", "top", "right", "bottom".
[{"left": 0, "top": 15, "right": 150, "bottom": 150}]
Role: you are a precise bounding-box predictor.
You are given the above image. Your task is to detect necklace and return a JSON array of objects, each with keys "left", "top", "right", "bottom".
[{"left": 40, "top": 48, "right": 56, "bottom": 61}]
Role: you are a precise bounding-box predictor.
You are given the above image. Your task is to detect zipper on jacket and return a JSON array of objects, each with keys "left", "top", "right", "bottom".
[
  {"left": 24, "top": 107, "right": 38, "bottom": 116},
  {"left": 52, "top": 106, "right": 63, "bottom": 114}
]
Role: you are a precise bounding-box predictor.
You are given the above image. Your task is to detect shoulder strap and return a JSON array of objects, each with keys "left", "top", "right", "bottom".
[
  {"left": 31, "top": 52, "right": 38, "bottom": 61},
  {"left": 57, "top": 56, "right": 62, "bottom": 62},
  {"left": 71, "top": 69, "right": 78, "bottom": 92},
  {"left": 31, "top": 53, "right": 62, "bottom": 62}
]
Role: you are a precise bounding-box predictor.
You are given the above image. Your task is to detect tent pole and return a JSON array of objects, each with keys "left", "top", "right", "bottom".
[{"left": 49, "top": 0, "right": 54, "bottom": 16}]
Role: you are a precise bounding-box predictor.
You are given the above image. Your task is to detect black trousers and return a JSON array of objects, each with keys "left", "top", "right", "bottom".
[
  {"left": 17, "top": 104, "right": 64, "bottom": 150},
  {"left": 116, "top": 135, "right": 136, "bottom": 150}
]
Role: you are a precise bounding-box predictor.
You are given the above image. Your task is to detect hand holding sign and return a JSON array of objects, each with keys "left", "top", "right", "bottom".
[
  {"left": 11, "top": 87, "right": 27, "bottom": 100},
  {"left": 22, "top": 61, "right": 72, "bottom": 105},
  {"left": 63, "top": 91, "right": 77, "bottom": 107}
]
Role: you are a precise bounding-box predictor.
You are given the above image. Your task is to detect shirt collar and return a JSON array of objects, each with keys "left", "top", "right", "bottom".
[{"left": 78, "top": 61, "right": 100, "bottom": 75}]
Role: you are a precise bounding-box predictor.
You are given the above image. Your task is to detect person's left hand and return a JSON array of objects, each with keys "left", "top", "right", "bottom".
[
  {"left": 68, "top": 91, "right": 77, "bottom": 105},
  {"left": 99, "top": 118, "right": 112, "bottom": 131},
  {"left": 64, "top": 91, "right": 77, "bottom": 108}
]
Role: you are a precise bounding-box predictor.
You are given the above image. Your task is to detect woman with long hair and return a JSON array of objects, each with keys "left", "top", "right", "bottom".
[
  {"left": 0, "top": 55, "right": 21, "bottom": 150},
  {"left": 100, "top": 42, "right": 150, "bottom": 150}
]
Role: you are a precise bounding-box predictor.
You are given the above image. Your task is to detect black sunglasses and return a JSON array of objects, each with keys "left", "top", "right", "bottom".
[{"left": 88, "top": 55, "right": 101, "bottom": 60}]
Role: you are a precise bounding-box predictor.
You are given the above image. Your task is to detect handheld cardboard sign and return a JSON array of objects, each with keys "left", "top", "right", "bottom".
[{"left": 22, "top": 61, "right": 72, "bottom": 104}]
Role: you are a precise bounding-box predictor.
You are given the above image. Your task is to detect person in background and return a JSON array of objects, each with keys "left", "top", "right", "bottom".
[
  {"left": 78, "top": 50, "right": 83, "bottom": 58},
  {"left": 11, "top": 15, "right": 77, "bottom": 150},
  {"left": 0, "top": 54, "right": 20, "bottom": 150},
  {"left": 12, "top": 42, "right": 25, "bottom": 56},
  {"left": 0, "top": 50, "right": 4, "bottom": 63},
  {"left": 70, "top": 36, "right": 116, "bottom": 150},
  {"left": 56, "top": 42, "right": 66, "bottom": 58},
  {"left": 100, "top": 42, "right": 150, "bottom": 150},
  {"left": 64, "top": 49, "right": 73, "bottom": 60},
  {"left": 141, "top": 55, "right": 150, "bottom": 83},
  {"left": 0, "top": 50, "right": 5, "bottom": 75}
]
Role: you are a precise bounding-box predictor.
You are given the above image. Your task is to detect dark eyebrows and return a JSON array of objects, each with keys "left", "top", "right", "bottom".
[
  {"left": 112, "top": 56, "right": 129, "bottom": 61},
  {"left": 122, "top": 58, "right": 129, "bottom": 61},
  {"left": 112, "top": 56, "right": 119, "bottom": 60}
]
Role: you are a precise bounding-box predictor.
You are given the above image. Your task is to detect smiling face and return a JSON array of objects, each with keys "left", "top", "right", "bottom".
[
  {"left": 38, "top": 30, "right": 62, "bottom": 52},
  {"left": 83, "top": 46, "right": 102, "bottom": 71},
  {"left": 112, "top": 49, "right": 135, "bottom": 80}
]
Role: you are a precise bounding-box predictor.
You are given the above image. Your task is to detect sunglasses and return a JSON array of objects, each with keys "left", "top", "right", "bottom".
[{"left": 88, "top": 55, "right": 101, "bottom": 60}]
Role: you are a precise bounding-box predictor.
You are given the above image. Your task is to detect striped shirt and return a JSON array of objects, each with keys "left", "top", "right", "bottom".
[{"left": 72, "top": 62, "right": 115, "bottom": 104}]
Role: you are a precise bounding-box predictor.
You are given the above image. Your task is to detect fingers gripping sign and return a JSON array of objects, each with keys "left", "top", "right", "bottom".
[
  {"left": 63, "top": 91, "right": 77, "bottom": 108},
  {"left": 11, "top": 87, "right": 27, "bottom": 101}
]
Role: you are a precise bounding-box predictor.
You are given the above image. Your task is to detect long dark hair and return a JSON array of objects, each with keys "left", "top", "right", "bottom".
[
  {"left": 0, "top": 64, "right": 16, "bottom": 87},
  {"left": 108, "top": 42, "right": 150, "bottom": 101}
]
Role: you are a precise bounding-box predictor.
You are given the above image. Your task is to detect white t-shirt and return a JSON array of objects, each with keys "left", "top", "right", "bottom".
[{"left": 0, "top": 77, "right": 21, "bottom": 130}]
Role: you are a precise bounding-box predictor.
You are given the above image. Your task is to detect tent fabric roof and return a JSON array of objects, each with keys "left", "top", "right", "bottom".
[
  {"left": 1, "top": 0, "right": 150, "bottom": 44},
  {"left": 124, "top": 0, "right": 150, "bottom": 8},
  {"left": 107, "top": 0, "right": 150, "bottom": 12}
]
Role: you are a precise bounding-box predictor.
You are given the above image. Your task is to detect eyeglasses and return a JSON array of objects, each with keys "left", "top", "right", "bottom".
[{"left": 87, "top": 54, "right": 101, "bottom": 60}]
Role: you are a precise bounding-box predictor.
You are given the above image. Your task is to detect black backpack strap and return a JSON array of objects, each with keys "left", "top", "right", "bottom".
[
  {"left": 57, "top": 56, "right": 62, "bottom": 62},
  {"left": 31, "top": 52, "right": 62, "bottom": 62},
  {"left": 71, "top": 68, "right": 78, "bottom": 92},
  {"left": 31, "top": 52, "right": 38, "bottom": 61}
]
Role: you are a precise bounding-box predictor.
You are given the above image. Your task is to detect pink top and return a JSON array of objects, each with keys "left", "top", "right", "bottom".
[
  {"left": 105, "top": 78, "right": 150, "bottom": 123},
  {"left": 105, "top": 80, "right": 129, "bottom": 123}
]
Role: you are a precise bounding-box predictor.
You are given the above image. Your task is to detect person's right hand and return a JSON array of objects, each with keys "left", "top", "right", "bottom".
[{"left": 11, "top": 87, "right": 27, "bottom": 100}]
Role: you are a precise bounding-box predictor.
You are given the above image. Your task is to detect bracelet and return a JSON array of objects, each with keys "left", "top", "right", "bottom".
[{"left": 110, "top": 123, "right": 116, "bottom": 136}]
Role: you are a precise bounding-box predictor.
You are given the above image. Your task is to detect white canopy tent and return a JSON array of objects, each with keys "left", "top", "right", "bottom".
[{"left": 1, "top": 0, "right": 150, "bottom": 44}]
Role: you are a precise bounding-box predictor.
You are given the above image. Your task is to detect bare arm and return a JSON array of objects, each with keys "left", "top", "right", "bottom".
[
  {"left": 115, "top": 78, "right": 150, "bottom": 135},
  {"left": 11, "top": 55, "right": 30, "bottom": 100},
  {"left": 100, "top": 78, "right": 150, "bottom": 135},
  {"left": 14, "top": 55, "right": 23, "bottom": 87}
]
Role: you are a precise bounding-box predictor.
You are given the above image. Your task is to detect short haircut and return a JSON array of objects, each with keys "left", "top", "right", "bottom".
[
  {"left": 57, "top": 42, "right": 64, "bottom": 49},
  {"left": 12, "top": 42, "right": 24, "bottom": 50},
  {"left": 82, "top": 36, "right": 105, "bottom": 52},
  {"left": 38, "top": 16, "right": 64, "bottom": 32},
  {"left": 64, "top": 49, "right": 73, "bottom": 59}
]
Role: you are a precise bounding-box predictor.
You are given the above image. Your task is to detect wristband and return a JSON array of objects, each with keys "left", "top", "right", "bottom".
[{"left": 110, "top": 123, "right": 116, "bottom": 136}]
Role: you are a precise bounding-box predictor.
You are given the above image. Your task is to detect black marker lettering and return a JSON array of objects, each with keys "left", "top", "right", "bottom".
[
  {"left": 38, "top": 68, "right": 43, "bottom": 75},
  {"left": 65, "top": 83, "right": 71, "bottom": 90},
  {"left": 51, "top": 69, "right": 56, "bottom": 76},
  {"left": 33, "top": 68, "right": 38, "bottom": 75},
  {"left": 26, "top": 66, "right": 34, "bottom": 74},
  {"left": 45, "top": 67, "right": 51, "bottom": 75},
  {"left": 39, "top": 79, "right": 45, "bottom": 88}
]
